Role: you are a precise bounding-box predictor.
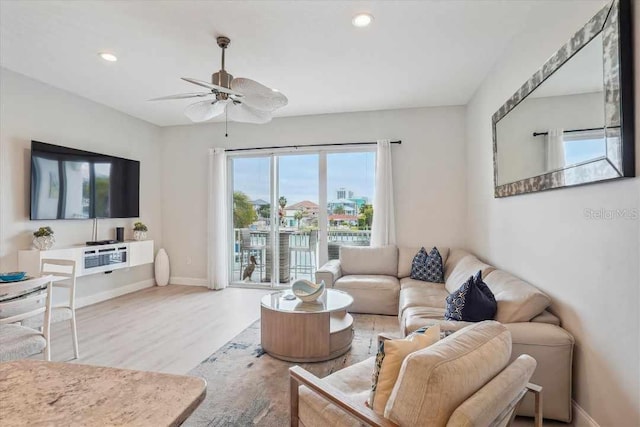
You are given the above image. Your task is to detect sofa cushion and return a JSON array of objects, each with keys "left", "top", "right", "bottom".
[
  {"left": 398, "top": 246, "right": 449, "bottom": 279},
  {"left": 506, "top": 323, "right": 574, "bottom": 422},
  {"left": 445, "top": 254, "right": 495, "bottom": 293},
  {"left": 385, "top": 321, "right": 512, "bottom": 425},
  {"left": 443, "top": 248, "right": 471, "bottom": 281},
  {"left": 340, "top": 245, "right": 398, "bottom": 277},
  {"left": 334, "top": 275, "right": 399, "bottom": 315},
  {"left": 400, "top": 306, "right": 447, "bottom": 335},
  {"left": 398, "top": 279, "right": 448, "bottom": 319},
  {"left": 410, "top": 247, "right": 444, "bottom": 283},
  {"left": 445, "top": 271, "right": 497, "bottom": 322},
  {"left": 484, "top": 270, "right": 551, "bottom": 323},
  {"left": 368, "top": 325, "right": 440, "bottom": 414}
]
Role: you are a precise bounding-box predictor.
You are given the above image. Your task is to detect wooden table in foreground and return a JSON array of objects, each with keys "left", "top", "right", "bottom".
[
  {"left": 0, "top": 360, "right": 206, "bottom": 426},
  {"left": 260, "top": 289, "right": 354, "bottom": 362}
]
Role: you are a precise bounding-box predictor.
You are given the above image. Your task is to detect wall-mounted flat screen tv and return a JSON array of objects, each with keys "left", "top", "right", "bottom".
[{"left": 30, "top": 141, "right": 140, "bottom": 220}]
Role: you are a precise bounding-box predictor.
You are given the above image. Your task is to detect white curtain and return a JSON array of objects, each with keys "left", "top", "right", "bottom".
[
  {"left": 371, "top": 139, "right": 396, "bottom": 247},
  {"left": 546, "top": 128, "right": 565, "bottom": 171},
  {"left": 207, "top": 148, "right": 229, "bottom": 290}
]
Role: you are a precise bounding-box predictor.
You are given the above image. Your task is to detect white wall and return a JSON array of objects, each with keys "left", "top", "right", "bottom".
[
  {"left": 160, "top": 106, "right": 467, "bottom": 280},
  {"left": 465, "top": 1, "right": 640, "bottom": 426},
  {"left": 0, "top": 69, "right": 163, "bottom": 302}
]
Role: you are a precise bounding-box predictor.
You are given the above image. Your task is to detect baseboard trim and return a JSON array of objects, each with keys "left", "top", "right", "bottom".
[
  {"left": 573, "top": 400, "right": 600, "bottom": 427},
  {"left": 170, "top": 276, "right": 209, "bottom": 287},
  {"left": 76, "top": 279, "right": 156, "bottom": 308}
]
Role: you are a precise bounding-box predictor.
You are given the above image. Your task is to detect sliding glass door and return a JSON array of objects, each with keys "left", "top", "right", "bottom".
[{"left": 228, "top": 148, "right": 375, "bottom": 288}]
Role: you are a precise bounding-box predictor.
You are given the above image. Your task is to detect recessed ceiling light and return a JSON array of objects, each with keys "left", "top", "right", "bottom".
[
  {"left": 352, "top": 13, "right": 373, "bottom": 28},
  {"left": 99, "top": 52, "right": 118, "bottom": 62}
]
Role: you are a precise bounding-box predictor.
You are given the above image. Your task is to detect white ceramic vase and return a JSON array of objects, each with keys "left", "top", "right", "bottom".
[
  {"left": 133, "top": 230, "right": 147, "bottom": 241},
  {"left": 33, "top": 235, "right": 55, "bottom": 250},
  {"left": 155, "top": 248, "right": 170, "bottom": 286}
]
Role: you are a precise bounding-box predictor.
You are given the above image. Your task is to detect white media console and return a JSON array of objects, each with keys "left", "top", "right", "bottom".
[{"left": 19, "top": 240, "right": 154, "bottom": 277}]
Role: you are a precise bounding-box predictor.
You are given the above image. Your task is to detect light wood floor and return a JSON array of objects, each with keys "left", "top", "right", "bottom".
[{"left": 46, "top": 285, "right": 272, "bottom": 374}]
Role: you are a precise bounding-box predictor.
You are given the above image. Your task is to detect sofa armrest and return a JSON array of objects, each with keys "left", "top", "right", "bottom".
[
  {"left": 315, "top": 260, "right": 342, "bottom": 287},
  {"left": 289, "top": 366, "right": 397, "bottom": 427}
]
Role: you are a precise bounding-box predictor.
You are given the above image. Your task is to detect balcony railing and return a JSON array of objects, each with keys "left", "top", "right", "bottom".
[{"left": 232, "top": 228, "right": 371, "bottom": 284}]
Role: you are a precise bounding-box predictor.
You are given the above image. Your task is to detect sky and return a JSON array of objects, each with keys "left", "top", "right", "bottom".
[
  {"left": 564, "top": 137, "right": 606, "bottom": 166},
  {"left": 232, "top": 152, "right": 375, "bottom": 206}
]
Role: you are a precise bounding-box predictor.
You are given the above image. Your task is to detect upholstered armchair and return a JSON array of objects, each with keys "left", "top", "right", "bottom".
[{"left": 290, "top": 321, "right": 542, "bottom": 427}]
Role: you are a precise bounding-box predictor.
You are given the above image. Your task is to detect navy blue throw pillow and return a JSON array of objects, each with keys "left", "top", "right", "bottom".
[
  {"left": 410, "top": 247, "right": 444, "bottom": 283},
  {"left": 444, "top": 270, "right": 497, "bottom": 322}
]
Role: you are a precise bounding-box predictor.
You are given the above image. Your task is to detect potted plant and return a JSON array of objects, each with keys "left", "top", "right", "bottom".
[
  {"left": 33, "top": 226, "right": 55, "bottom": 250},
  {"left": 133, "top": 221, "right": 148, "bottom": 241}
]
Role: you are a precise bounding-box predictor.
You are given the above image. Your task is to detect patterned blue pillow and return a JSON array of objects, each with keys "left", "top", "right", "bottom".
[
  {"left": 410, "top": 247, "right": 444, "bottom": 283},
  {"left": 444, "top": 270, "right": 497, "bottom": 322}
]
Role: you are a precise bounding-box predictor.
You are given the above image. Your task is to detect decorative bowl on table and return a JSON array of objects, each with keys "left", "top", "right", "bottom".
[
  {"left": 0, "top": 271, "right": 27, "bottom": 282},
  {"left": 292, "top": 279, "right": 326, "bottom": 302}
]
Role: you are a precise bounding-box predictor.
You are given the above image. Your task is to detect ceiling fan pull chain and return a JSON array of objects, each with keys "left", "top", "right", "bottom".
[{"left": 225, "top": 108, "right": 228, "bottom": 137}]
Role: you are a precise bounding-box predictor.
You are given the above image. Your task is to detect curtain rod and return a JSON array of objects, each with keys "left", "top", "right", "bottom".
[
  {"left": 224, "top": 140, "right": 401, "bottom": 152},
  {"left": 532, "top": 126, "right": 619, "bottom": 137}
]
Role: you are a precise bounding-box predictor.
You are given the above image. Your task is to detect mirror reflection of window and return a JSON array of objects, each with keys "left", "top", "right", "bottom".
[
  {"left": 495, "top": 33, "right": 605, "bottom": 185},
  {"left": 63, "top": 161, "right": 91, "bottom": 219},
  {"left": 94, "top": 163, "right": 112, "bottom": 218},
  {"left": 563, "top": 129, "right": 606, "bottom": 167}
]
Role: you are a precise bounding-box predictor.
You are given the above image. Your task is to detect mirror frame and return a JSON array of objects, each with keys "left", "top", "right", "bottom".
[{"left": 492, "top": 0, "right": 634, "bottom": 198}]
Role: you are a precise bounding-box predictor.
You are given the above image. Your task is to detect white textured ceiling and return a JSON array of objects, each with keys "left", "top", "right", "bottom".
[{"left": 0, "top": 0, "right": 606, "bottom": 126}]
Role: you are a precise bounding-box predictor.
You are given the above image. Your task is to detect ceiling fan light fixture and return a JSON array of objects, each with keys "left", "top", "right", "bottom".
[
  {"left": 352, "top": 13, "right": 374, "bottom": 28},
  {"left": 99, "top": 52, "right": 118, "bottom": 62}
]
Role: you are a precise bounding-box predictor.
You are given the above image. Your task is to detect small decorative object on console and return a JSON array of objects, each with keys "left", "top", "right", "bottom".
[
  {"left": 33, "top": 227, "right": 55, "bottom": 250},
  {"left": 0, "top": 271, "right": 27, "bottom": 282},
  {"left": 291, "top": 279, "right": 325, "bottom": 302},
  {"left": 133, "top": 221, "right": 148, "bottom": 241}
]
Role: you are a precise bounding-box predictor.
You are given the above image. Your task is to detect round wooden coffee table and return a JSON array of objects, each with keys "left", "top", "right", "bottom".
[{"left": 260, "top": 289, "right": 354, "bottom": 362}]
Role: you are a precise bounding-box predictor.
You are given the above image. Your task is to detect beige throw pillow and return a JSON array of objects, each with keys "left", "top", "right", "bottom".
[{"left": 368, "top": 325, "right": 441, "bottom": 414}]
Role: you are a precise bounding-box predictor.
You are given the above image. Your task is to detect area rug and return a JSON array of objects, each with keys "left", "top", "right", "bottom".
[{"left": 184, "top": 314, "right": 399, "bottom": 427}]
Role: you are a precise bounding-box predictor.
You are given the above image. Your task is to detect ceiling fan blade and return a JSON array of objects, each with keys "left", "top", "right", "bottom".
[
  {"left": 184, "top": 100, "right": 228, "bottom": 122},
  {"left": 228, "top": 102, "right": 272, "bottom": 124},
  {"left": 230, "top": 77, "right": 288, "bottom": 111},
  {"left": 181, "top": 77, "right": 243, "bottom": 96},
  {"left": 148, "top": 92, "right": 213, "bottom": 101}
]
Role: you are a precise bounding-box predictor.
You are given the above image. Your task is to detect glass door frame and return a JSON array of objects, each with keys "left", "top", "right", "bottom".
[{"left": 226, "top": 146, "right": 375, "bottom": 289}]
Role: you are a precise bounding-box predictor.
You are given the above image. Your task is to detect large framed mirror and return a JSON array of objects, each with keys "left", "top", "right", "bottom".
[{"left": 492, "top": 0, "right": 634, "bottom": 197}]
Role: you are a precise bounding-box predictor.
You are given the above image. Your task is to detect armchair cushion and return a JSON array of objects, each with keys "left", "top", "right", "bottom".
[
  {"left": 368, "top": 325, "right": 440, "bottom": 414},
  {"left": 446, "top": 355, "right": 537, "bottom": 427},
  {"left": 385, "top": 321, "right": 512, "bottom": 426},
  {"left": 299, "top": 357, "right": 373, "bottom": 427},
  {"left": 340, "top": 246, "right": 398, "bottom": 277}
]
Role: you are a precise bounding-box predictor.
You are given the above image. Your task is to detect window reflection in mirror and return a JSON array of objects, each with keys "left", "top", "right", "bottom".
[{"left": 495, "top": 33, "right": 605, "bottom": 186}]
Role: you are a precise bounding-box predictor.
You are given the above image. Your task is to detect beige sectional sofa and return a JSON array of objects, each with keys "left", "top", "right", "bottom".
[{"left": 316, "top": 245, "right": 575, "bottom": 422}]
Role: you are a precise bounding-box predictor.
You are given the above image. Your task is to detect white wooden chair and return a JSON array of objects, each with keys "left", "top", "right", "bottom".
[
  {"left": 22, "top": 259, "right": 79, "bottom": 359},
  {"left": 0, "top": 276, "right": 53, "bottom": 361}
]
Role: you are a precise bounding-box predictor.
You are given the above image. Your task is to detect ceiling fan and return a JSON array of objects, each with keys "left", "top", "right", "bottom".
[{"left": 149, "top": 36, "right": 287, "bottom": 125}]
